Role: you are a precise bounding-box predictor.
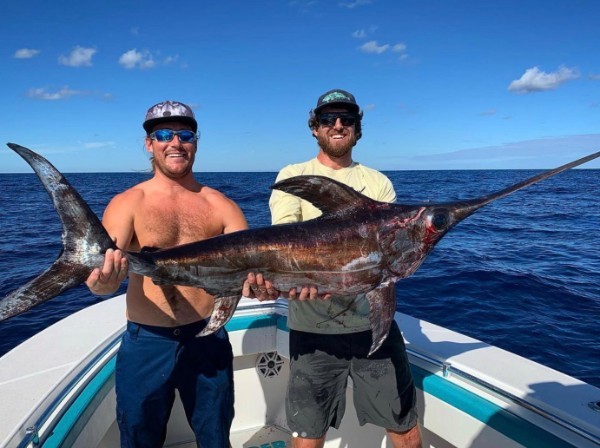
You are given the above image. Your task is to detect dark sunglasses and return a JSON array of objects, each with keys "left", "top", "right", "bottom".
[
  {"left": 317, "top": 113, "right": 358, "bottom": 128},
  {"left": 149, "top": 129, "right": 198, "bottom": 143}
]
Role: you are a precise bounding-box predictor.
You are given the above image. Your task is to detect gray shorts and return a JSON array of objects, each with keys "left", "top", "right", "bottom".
[{"left": 286, "top": 321, "right": 418, "bottom": 438}]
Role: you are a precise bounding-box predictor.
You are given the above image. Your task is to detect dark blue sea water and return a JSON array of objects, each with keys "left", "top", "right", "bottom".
[{"left": 0, "top": 169, "right": 598, "bottom": 388}]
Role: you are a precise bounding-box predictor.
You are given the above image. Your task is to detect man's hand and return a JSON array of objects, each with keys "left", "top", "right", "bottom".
[
  {"left": 243, "top": 273, "right": 331, "bottom": 301},
  {"left": 86, "top": 249, "right": 128, "bottom": 296},
  {"left": 243, "top": 272, "right": 279, "bottom": 301},
  {"left": 286, "top": 285, "right": 331, "bottom": 301}
]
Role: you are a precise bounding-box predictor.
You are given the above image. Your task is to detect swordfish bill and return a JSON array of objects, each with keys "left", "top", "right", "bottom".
[{"left": 2, "top": 143, "right": 599, "bottom": 355}]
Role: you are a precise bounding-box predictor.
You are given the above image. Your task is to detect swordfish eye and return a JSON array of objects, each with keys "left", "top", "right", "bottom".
[{"left": 428, "top": 209, "right": 450, "bottom": 232}]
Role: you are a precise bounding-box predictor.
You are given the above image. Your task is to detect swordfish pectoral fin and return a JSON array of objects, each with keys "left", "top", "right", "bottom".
[
  {"left": 366, "top": 281, "right": 397, "bottom": 357},
  {"left": 196, "top": 295, "right": 242, "bottom": 337}
]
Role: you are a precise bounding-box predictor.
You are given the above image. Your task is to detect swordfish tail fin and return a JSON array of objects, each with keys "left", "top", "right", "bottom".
[
  {"left": 1, "top": 143, "right": 116, "bottom": 321},
  {"left": 0, "top": 261, "right": 93, "bottom": 320}
]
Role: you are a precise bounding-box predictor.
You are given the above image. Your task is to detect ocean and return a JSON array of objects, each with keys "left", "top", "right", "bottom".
[{"left": 0, "top": 168, "right": 598, "bottom": 388}]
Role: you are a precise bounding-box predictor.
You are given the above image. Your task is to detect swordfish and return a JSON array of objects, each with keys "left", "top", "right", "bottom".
[{"left": 1, "top": 143, "right": 599, "bottom": 355}]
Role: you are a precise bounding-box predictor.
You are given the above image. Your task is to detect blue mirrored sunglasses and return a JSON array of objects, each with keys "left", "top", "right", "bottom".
[
  {"left": 149, "top": 129, "right": 198, "bottom": 143},
  {"left": 317, "top": 113, "right": 358, "bottom": 128}
]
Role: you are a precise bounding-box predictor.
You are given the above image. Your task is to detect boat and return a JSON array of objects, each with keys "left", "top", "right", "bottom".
[{"left": 1, "top": 294, "right": 599, "bottom": 448}]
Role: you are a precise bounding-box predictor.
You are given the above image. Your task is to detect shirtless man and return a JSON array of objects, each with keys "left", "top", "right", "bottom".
[{"left": 85, "top": 100, "right": 247, "bottom": 448}]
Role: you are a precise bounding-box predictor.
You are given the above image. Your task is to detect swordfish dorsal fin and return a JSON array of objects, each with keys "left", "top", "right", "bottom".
[{"left": 271, "top": 175, "right": 380, "bottom": 216}]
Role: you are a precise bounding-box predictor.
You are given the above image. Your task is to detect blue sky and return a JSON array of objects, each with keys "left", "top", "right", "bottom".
[{"left": 1, "top": 0, "right": 599, "bottom": 173}]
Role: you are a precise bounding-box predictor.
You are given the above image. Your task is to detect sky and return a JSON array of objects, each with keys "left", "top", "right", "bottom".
[{"left": 1, "top": 0, "right": 600, "bottom": 173}]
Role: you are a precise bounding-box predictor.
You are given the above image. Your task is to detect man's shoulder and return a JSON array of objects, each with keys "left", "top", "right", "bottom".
[
  {"left": 108, "top": 182, "right": 147, "bottom": 205},
  {"left": 277, "top": 159, "right": 315, "bottom": 176},
  {"left": 201, "top": 184, "right": 232, "bottom": 203},
  {"left": 353, "top": 162, "right": 390, "bottom": 180},
  {"left": 351, "top": 163, "right": 396, "bottom": 202}
]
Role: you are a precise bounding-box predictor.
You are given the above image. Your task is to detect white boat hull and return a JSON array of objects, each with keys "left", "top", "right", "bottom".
[{"left": 1, "top": 295, "right": 599, "bottom": 447}]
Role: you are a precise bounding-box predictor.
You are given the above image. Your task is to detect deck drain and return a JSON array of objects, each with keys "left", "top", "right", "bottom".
[{"left": 256, "top": 352, "right": 284, "bottom": 378}]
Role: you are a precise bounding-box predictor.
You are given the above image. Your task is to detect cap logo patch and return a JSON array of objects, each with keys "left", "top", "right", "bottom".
[{"left": 322, "top": 91, "right": 350, "bottom": 103}]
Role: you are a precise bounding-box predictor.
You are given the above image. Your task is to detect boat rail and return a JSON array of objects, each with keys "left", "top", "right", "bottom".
[
  {"left": 17, "top": 337, "right": 121, "bottom": 448},
  {"left": 407, "top": 347, "right": 600, "bottom": 446}
]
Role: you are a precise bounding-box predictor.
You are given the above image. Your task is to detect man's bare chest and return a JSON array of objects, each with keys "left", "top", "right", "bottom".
[{"left": 135, "top": 201, "right": 222, "bottom": 248}]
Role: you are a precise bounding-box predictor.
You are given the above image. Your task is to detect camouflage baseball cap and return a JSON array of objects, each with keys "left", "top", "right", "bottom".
[
  {"left": 143, "top": 100, "right": 198, "bottom": 133},
  {"left": 313, "top": 89, "right": 360, "bottom": 115}
]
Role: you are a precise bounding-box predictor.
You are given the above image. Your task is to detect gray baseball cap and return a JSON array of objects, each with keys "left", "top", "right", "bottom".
[{"left": 143, "top": 100, "right": 198, "bottom": 133}]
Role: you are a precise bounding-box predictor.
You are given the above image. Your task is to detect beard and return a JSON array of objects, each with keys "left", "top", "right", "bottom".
[
  {"left": 151, "top": 153, "right": 195, "bottom": 179},
  {"left": 316, "top": 132, "right": 357, "bottom": 158}
]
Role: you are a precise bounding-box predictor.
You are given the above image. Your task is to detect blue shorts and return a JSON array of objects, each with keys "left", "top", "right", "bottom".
[
  {"left": 286, "top": 321, "right": 418, "bottom": 438},
  {"left": 115, "top": 320, "right": 234, "bottom": 448}
]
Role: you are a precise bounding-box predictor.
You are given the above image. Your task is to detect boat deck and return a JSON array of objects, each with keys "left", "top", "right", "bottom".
[
  {"left": 232, "top": 425, "right": 290, "bottom": 448},
  {"left": 164, "top": 425, "right": 291, "bottom": 448}
]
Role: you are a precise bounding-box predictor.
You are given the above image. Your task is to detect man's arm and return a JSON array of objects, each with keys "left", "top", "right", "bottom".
[
  {"left": 220, "top": 196, "right": 249, "bottom": 234},
  {"left": 379, "top": 176, "right": 396, "bottom": 203},
  {"left": 269, "top": 167, "right": 304, "bottom": 225},
  {"left": 85, "top": 191, "right": 135, "bottom": 296}
]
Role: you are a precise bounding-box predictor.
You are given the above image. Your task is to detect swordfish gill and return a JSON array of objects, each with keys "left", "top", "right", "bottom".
[{"left": 1, "top": 143, "right": 599, "bottom": 355}]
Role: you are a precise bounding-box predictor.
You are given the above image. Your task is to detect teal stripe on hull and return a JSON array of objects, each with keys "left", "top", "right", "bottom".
[
  {"left": 411, "top": 365, "right": 576, "bottom": 448},
  {"left": 225, "top": 314, "right": 279, "bottom": 331},
  {"left": 43, "top": 358, "right": 116, "bottom": 447},
  {"left": 39, "top": 315, "right": 278, "bottom": 446}
]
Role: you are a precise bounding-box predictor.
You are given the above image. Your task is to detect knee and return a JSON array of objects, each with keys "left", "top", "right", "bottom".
[{"left": 387, "top": 424, "right": 422, "bottom": 448}]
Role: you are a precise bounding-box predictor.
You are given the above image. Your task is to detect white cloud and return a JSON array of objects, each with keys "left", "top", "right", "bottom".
[
  {"left": 352, "top": 26, "right": 378, "bottom": 39},
  {"left": 359, "top": 40, "right": 408, "bottom": 60},
  {"left": 58, "top": 46, "right": 96, "bottom": 67},
  {"left": 118, "top": 49, "right": 156, "bottom": 69},
  {"left": 359, "top": 40, "right": 389, "bottom": 54},
  {"left": 27, "top": 86, "right": 88, "bottom": 100},
  {"left": 392, "top": 43, "right": 407, "bottom": 53},
  {"left": 352, "top": 29, "right": 367, "bottom": 39},
  {"left": 339, "top": 0, "right": 372, "bottom": 8},
  {"left": 589, "top": 73, "right": 600, "bottom": 80},
  {"left": 508, "top": 65, "right": 579, "bottom": 94},
  {"left": 163, "top": 55, "right": 180, "bottom": 65},
  {"left": 392, "top": 43, "right": 408, "bottom": 60},
  {"left": 289, "top": 0, "right": 318, "bottom": 8},
  {"left": 14, "top": 48, "right": 40, "bottom": 59}
]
